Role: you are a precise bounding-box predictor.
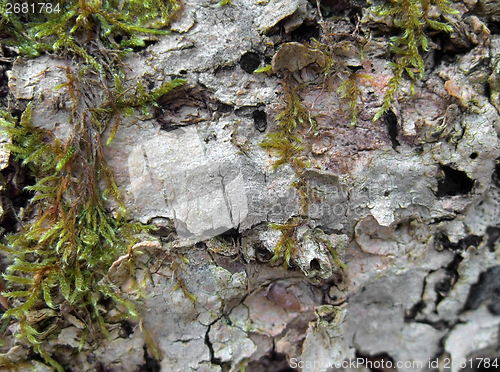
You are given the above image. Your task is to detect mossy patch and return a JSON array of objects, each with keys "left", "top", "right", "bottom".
[{"left": 0, "top": 0, "right": 185, "bottom": 370}]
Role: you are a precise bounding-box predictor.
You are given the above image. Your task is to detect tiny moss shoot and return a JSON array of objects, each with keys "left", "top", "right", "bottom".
[
  {"left": 337, "top": 71, "right": 373, "bottom": 126},
  {"left": 254, "top": 64, "right": 273, "bottom": 75},
  {"left": 309, "top": 36, "right": 370, "bottom": 126},
  {"left": 216, "top": 0, "right": 232, "bottom": 6},
  {"left": 259, "top": 76, "right": 317, "bottom": 168},
  {"left": 269, "top": 218, "right": 304, "bottom": 270}
]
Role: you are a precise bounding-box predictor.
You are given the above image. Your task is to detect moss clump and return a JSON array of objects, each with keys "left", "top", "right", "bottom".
[
  {"left": 372, "top": 0, "right": 458, "bottom": 120},
  {"left": 259, "top": 76, "right": 316, "bottom": 214},
  {"left": 270, "top": 218, "right": 347, "bottom": 274},
  {"left": 259, "top": 78, "right": 315, "bottom": 170},
  {"left": 0, "top": 85, "right": 158, "bottom": 372},
  {"left": 269, "top": 218, "right": 305, "bottom": 270},
  {"left": 337, "top": 70, "right": 373, "bottom": 126},
  {"left": 0, "top": 0, "right": 185, "bottom": 370},
  {"left": 0, "top": 0, "right": 181, "bottom": 62}
]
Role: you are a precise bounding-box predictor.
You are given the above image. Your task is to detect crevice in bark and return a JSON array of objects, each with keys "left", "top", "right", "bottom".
[
  {"left": 436, "top": 165, "right": 475, "bottom": 197},
  {"left": 205, "top": 323, "right": 226, "bottom": 369},
  {"left": 290, "top": 22, "right": 321, "bottom": 42},
  {"left": 239, "top": 51, "right": 262, "bottom": 74},
  {"left": 383, "top": 110, "right": 400, "bottom": 150},
  {"left": 253, "top": 109, "right": 268, "bottom": 132},
  {"left": 435, "top": 232, "right": 482, "bottom": 252},
  {"left": 138, "top": 345, "right": 161, "bottom": 372},
  {"left": 492, "top": 156, "right": 500, "bottom": 187},
  {"left": 486, "top": 226, "right": 500, "bottom": 252},
  {"left": 463, "top": 265, "right": 500, "bottom": 315},
  {"left": 245, "top": 349, "right": 295, "bottom": 372},
  {"left": 435, "top": 254, "right": 463, "bottom": 306}
]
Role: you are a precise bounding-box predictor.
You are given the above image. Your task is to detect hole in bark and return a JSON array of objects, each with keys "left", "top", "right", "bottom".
[
  {"left": 310, "top": 258, "right": 321, "bottom": 270},
  {"left": 435, "top": 49, "right": 459, "bottom": 66},
  {"left": 252, "top": 109, "right": 267, "bottom": 132},
  {"left": 255, "top": 243, "right": 273, "bottom": 262},
  {"left": 464, "top": 265, "right": 500, "bottom": 315},
  {"left": 290, "top": 22, "right": 320, "bottom": 42},
  {"left": 470, "top": 152, "right": 478, "bottom": 159},
  {"left": 433, "top": 254, "right": 463, "bottom": 307},
  {"left": 315, "top": 0, "right": 349, "bottom": 16},
  {"left": 139, "top": 345, "right": 161, "bottom": 372},
  {"left": 239, "top": 51, "right": 261, "bottom": 74},
  {"left": 485, "top": 79, "right": 491, "bottom": 98},
  {"left": 119, "top": 320, "right": 134, "bottom": 338},
  {"left": 405, "top": 300, "right": 425, "bottom": 321},
  {"left": 314, "top": 0, "right": 367, "bottom": 19},
  {"left": 0, "top": 67, "right": 8, "bottom": 98},
  {"left": 195, "top": 241, "right": 207, "bottom": 249},
  {"left": 155, "top": 85, "right": 212, "bottom": 128},
  {"left": 383, "top": 110, "right": 400, "bottom": 149},
  {"left": 437, "top": 26, "right": 474, "bottom": 57},
  {"left": 0, "top": 212, "right": 19, "bottom": 235},
  {"left": 486, "top": 226, "right": 500, "bottom": 252},
  {"left": 488, "top": 20, "right": 500, "bottom": 35},
  {"left": 217, "top": 228, "right": 242, "bottom": 246},
  {"left": 492, "top": 157, "right": 500, "bottom": 187},
  {"left": 245, "top": 351, "right": 294, "bottom": 372},
  {"left": 347, "top": 65, "right": 364, "bottom": 74},
  {"left": 435, "top": 276, "right": 453, "bottom": 293},
  {"left": 149, "top": 218, "right": 175, "bottom": 240},
  {"left": 435, "top": 232, "right": 482, "bottom": 252},
  {"left": 0, "top": 162, "right": 36, "bottom": 234},
  {"left": 217, "top": 101, "right": 233, "bottom": 113},
  {"left": 436, "top": 165, "right": 475, "bottom": 197}
]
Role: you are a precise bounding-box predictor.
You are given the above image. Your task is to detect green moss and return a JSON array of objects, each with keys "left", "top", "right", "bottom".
[
  {"left": 259, "top": 78, "right": 317, "bottom": 165},
  {"left": 259, "top": 77, "right": 316, "bottom": 215},
  {"left": 0, "top": 0, "right": 181, "bottom": 60},
  {"left": 0, "top": 99, "right": 154, "bottom": 370},
  {"left": 337, "top": 71, "right": 373, "bottom": 126},
  {"left": 372, "top": 0, "right": 458, "bottom": 121},
  {"left": 0, "top": 0, "right": 185, "bottom": 369},
  {"left": 269, "top": 218, "right": 304, "bottom": 270},
  {"left": 312, "top": 231, "right": 348, "bottom": 273},
  {"left": 309, "top": 37, "right": 371, "bottom": 126},
  {"left": 254, "top": 64, "right": 273, "bottom": 74},
  {"left": 269, "top": 219, "right": 347, "bottom": 274}
]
